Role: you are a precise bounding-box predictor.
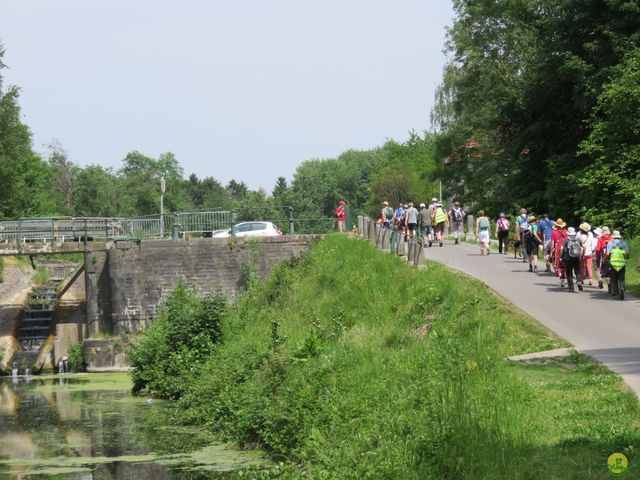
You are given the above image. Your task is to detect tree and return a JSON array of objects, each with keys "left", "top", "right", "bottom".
[
  {"left": 272, "top": 176, "right": 288, "bottom": 198},
  {"left": 226, "top": 179, "right": 248, "bottom": 200}
]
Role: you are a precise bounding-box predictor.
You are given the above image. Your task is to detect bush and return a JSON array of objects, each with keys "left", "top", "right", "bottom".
[
  {"left": 67, "top": 342, "right": 85, "bottom": 372},
  {"left": 129, "top": 281, "right": 226, "bottom": 399}
]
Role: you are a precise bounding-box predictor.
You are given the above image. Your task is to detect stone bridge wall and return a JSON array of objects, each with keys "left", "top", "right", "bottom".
[{"left": 85, "top": 236, "right": 318, "bottom": 336}]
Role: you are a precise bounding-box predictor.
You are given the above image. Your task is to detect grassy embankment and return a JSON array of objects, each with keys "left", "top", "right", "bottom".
[{"left": 170, "top": 235, "right": 640, "bottom": 479}]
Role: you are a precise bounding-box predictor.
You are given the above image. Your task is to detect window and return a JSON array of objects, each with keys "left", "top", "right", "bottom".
[
  {"left": 235, "top": 223, "right": 251, "bottom": 233},
  {"left": 251, "top": 223, "right": 267, "bottom": 231}
]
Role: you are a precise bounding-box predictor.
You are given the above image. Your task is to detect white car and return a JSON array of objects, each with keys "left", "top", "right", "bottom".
[{"left": 210, "top": 221, "right": 282, "bottom": 238}]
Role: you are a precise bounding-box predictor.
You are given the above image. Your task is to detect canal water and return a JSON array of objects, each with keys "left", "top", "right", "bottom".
[{"left": 0, "top": 373, "right": 266, "bottom": 479}]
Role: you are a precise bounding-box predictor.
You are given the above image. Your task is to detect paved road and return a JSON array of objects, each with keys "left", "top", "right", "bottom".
[{"left": 422, "top": 241, "right": 640, "bottom": 397}]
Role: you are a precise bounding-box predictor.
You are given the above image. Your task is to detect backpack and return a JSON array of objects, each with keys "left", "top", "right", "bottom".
[
  {"left": 566, "top": 237, "right": 582, "bottom": 259},
  {"left": 453, "top": 207, "right": 463, "bottom": 222},
  {"left": 478, "top": 217, "right": 489, "bottom": 229},
  {"left": 497, "top": 218, "right": 509, "bottom": 232},
  {"left": 521, "top": 224, "right": 533, "bottom": 240},
  {"left": 385, "top": 207, "right": 394, "bottom": 220}
]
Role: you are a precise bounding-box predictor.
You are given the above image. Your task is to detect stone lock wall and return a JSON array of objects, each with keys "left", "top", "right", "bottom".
[{"left": 85, "top": 236, "right": 318, "bottom": 336}]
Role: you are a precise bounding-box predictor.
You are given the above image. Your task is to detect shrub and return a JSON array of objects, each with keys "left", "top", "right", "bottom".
[
  {"left": 129, "top": 281, "right": 226, "bottom": 399},
  {"left": 67, "top": 342, "right": 85, "bottom": 372}
]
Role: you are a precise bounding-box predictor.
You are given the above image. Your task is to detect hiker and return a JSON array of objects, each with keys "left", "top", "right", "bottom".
[
  {"left": 539, "top": 214, "right": 555, "bottom": 272},
  {"left": 523, "top": 215, "right": 543, "bottom": 273},
  {"left": 577, "top": 223, "right": 594, "bottom": 286},
  {"left": 515, "top": 208, "right": 529, "bottom": 263},
  {"left": 448, "top": 201, "right": 466, "bottom": 245},
  {"left": 475, "top": 210, "right": 491, "bottom": 255},
  {"left": 418, "top": 203, "right": 433, "bottom": 247},
  {"left": 432, "top": 202, "right": 448, "bottom": 247},
  {"left": 596, "top": 226, "right": 612, "bottom": 290},
  {"left": 381, "top": 201, "right": 394, "bottom": 229},
  {"left": 393, "top": 203, "right": 405, "bottom": 232},
  {"left": 550, "top": 219, "right": 568, "bottom": 286},
  {"left": 606, "top": 230, "right": 631, "bottom": 300},
  {"left": 495, "top": 212, "right": 510, "bottom": 254},
  {"left": 405, "top": 202, "right": 419, "bottom": 240},
  {"left": 336, "top": 200, "right": 347, "bottom": 233},
  {"left": 560, "top": 227, "right": 584, "bottom": 292}
]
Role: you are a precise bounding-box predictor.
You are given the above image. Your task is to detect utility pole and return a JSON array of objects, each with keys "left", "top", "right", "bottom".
[
  {"left": 160, "top": 176, "right": 166, "bottom": 237},
  {"left": 439, "top": 180, "right": 442, "bottom": 203}
]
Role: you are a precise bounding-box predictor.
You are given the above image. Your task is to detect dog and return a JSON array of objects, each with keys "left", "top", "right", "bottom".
[{"left": 511, "top": 239, "right": 523, "bottom": 259}]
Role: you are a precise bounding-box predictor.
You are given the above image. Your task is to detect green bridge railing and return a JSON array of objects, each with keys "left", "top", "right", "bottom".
[{"left": 0, "top": 207, "right": 345, "bottom": 244}]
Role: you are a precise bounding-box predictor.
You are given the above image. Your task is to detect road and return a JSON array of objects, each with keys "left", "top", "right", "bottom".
[{"left": 421, "top": 240, "right": 640, "bottom": 397}]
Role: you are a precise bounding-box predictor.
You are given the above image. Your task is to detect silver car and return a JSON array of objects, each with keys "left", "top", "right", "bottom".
[{"left": 211, "top": 221, "right": 282, "bottom": 238}]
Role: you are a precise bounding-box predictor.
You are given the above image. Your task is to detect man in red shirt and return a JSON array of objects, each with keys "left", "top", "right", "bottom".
[{"left": 336, "top": 200, "right": 347, "bottom": 233}]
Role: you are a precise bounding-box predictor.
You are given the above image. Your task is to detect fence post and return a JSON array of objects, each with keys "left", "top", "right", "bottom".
[
  {"left": 288, "top": 207, "right": 295, "bottom": 235},
  {"left": 397, "top": 234, "right": 406, "bottom": 256},
  {"left": 357, "top": 216, "right": 364, "bottom": 237},
  {"left": 18, "top": 220, "right": 23, "bottom": 253},
  {"left": 390, "top": 230, "right": 397, "bottom": 254},
  {"left": 51, "top": 220, "right": 55, "bottom": 243},
  {"left": 368, "top": 219, "right": 376, "bottom": 245},
  {"left": 171, "top": 213, "right": 179, "bottom": 240},
  {"left": 381, "top": 227, "right": 390, "bottom": 251}
]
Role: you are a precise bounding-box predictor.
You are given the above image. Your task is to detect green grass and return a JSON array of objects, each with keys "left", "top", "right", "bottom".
[
  {"left": 170, "top": 235, "right": 640, "bottom": 479},
  {"left": 626, "top": 237, "right": 640, "bottom": 297}
]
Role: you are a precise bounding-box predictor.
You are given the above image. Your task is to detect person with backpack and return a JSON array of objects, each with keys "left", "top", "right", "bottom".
[
  {"left": 393, "top": 203, "right": 405, "bottom": 232},
  {"left": 596, "top": 226, "right": 612, "bottom": 290},
  {"left": 381, "top": 201, "right": 394, "bottom": 229},
  {"left": 418, "top": 203, "right": 433, "bottom": 247},
  {"left": 560, "top": 226, "right": 584, "bottom": 292},
  {"left": 495, "top": 212, "right": 510, "bottom": 254},
  {"left": 606, "top": 231, "right": 631, "bottom": 300},
  {"left": 577, "top": 223, "right": 594, "bottom": 286},
  {"left": 515, "top": 208, "right": 529, "bottom": 263},
  {"left": 448, "top": 201, "right": 466, "bottom": 245},
  {"left": 475, "top": 210, "right": 491, "bottom": 255},
  {"left": 538, "top": 214, "right": 554, "bottom": 272},
  {"left": 523, "top": 215, "right": 542, "bottom": 273},
  {"left": 432, "top": 202, "right": 448, "bottom": 247}
]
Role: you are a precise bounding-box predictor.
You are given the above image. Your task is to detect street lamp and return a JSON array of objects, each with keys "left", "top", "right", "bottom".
[{"left": 160, "top": 176, "right": 166, "bottom": 237}]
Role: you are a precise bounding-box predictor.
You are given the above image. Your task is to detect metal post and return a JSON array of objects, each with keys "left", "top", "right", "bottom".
[
  {"left": 18, "top": 220, "right": 23, "bottom": 254},
  {"left": 171, "top": 213, "right": 179, "bottom": 240},
  {"left": 439, "top": 180, "right": 442, "bottom": 203},
  {"left": 288, "top": 207, "right": 295, "bottom": 235},
  {"left": 160, "top": 176, "right": 166, "bottom": 238},
  {"left": 51, "top": 220, "right": 55, "bottom": 243}
]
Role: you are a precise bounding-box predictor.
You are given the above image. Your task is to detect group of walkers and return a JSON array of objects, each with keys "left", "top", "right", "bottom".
[
  {"left": 376, "top": 200, "right": 633, "bottom": 301},
  {"left": 379, "top": 198, "right": 465, "bottom": 248}
]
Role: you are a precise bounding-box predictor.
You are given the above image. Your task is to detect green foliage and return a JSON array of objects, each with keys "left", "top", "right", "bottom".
[
  {"left": 434, "top": 0, "right": 640, "bottom": 223},
  {"left": 67, "top": 342, "right": 85, "bottom": 372},
  {"left": 168, "top": 236, "right": 640, "bottom": 478},
  {"left": 129, "top": 281, "right": 226, "bottom": 399},
  {"left": 33, "top": 266, "right": 49, "bottom": 286}
]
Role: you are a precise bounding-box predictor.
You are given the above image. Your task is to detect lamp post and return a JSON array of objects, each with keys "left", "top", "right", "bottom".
[{"left": 160, "top": 176, "right": 166, "bottom": 237}]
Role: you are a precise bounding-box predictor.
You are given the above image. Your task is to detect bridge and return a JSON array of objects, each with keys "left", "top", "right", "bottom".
[{"left": 0, "top": 208, "right": 339, "bottom": 256}]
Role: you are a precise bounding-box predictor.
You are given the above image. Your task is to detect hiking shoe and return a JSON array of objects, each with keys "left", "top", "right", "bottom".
[
  {"left": 529, "top": 264, "right": 533, "bottom": 272},
  {"left": 560, "top": 278, "right": 565, "bottom": 287},
  {"left": 428, "top": 241, "right": 432, "bottom": 247},
  {"left": 578, "top": 284, "right": 583, "bottom": 292},
  {"left": 598, "top": 280, "right": 603, "bottom": 289},
  {"left": 487, "top": 250, "right": 490, "bottom": 255},
  {"left": 568, "top": 286, "right": 575, "bottom": 293},
  {"left": 534, "top": 266, "right": 538, "bottom": 273},
  {"left": 439, "top": 242, "right": 443, "bottom": 247},
  {"left": 455, "top": 238, "right": 459, "bottom": 245}
]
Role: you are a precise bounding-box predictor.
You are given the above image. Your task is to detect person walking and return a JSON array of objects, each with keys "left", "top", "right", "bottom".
[
  {"left": 418, "top": 203, "right": 433, "bottom": 247},
  {"left": 432, "top": 202, "right": 448, "bottom": 247},
  {"left": 550, "top": 219, "right": 568, "bottom": 286},
  {"left": 560, "top": 227, "right": 584, "bottom": 292},
  {"left": 448, "top": 201, "right": 466, "bottom": 245},
  {"left": 515, "top": 208, "right": 529, "bottom": 263},
  {"left": 393, "top": 203, "right": 405, "bottom": 232},
  {"left": 336, "top": 200, "right": 347, "bottom": 232},
  {"left": 495, "top": 212, "right": 510, "bottom": 254},
  {"left": 577, "top": 223, "right": 594, "bottom": 286},
  {"left": 539, "top": 214, "right": 554, "bottom": 272},
  {"left": 606, "top": 231, "right": 631, "bottom": 300},
  {"left": 596, "top": 226, "right": 612, "bottom": 290},
  {"left": 523, "top": 215, "right": 542, "bottom": 272},
  {"left": 475, "top": 210, "right": 491, "bottom": 255},
  {"left": 381, "top": 201, "right": 394, "bottom": 230},
  {"left": 405, "top": 202, "right": 419, "bottom": 240}
]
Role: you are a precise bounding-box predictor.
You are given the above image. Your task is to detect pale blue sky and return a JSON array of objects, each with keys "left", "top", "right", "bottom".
[{"left": 1, "top": 1, "right": 453, "bottom": 190}]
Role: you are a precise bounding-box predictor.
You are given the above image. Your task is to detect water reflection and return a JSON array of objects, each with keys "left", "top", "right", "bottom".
[{"left": 0, "top": 374, "right": 264, "bottom": 479}]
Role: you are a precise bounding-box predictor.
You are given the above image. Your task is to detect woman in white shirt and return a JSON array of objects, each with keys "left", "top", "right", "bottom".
[{"left": 578, "top": 223, "right": 594, "bottom": 286}]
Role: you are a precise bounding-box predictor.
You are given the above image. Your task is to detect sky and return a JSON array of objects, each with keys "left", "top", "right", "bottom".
[{"left": 1, "top": 1, "right": 454, "bottom": 191}]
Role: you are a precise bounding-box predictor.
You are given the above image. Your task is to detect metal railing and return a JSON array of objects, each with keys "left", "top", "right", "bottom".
[{"left": 0, "top": 208, "right": 340, "bottom": 244}]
